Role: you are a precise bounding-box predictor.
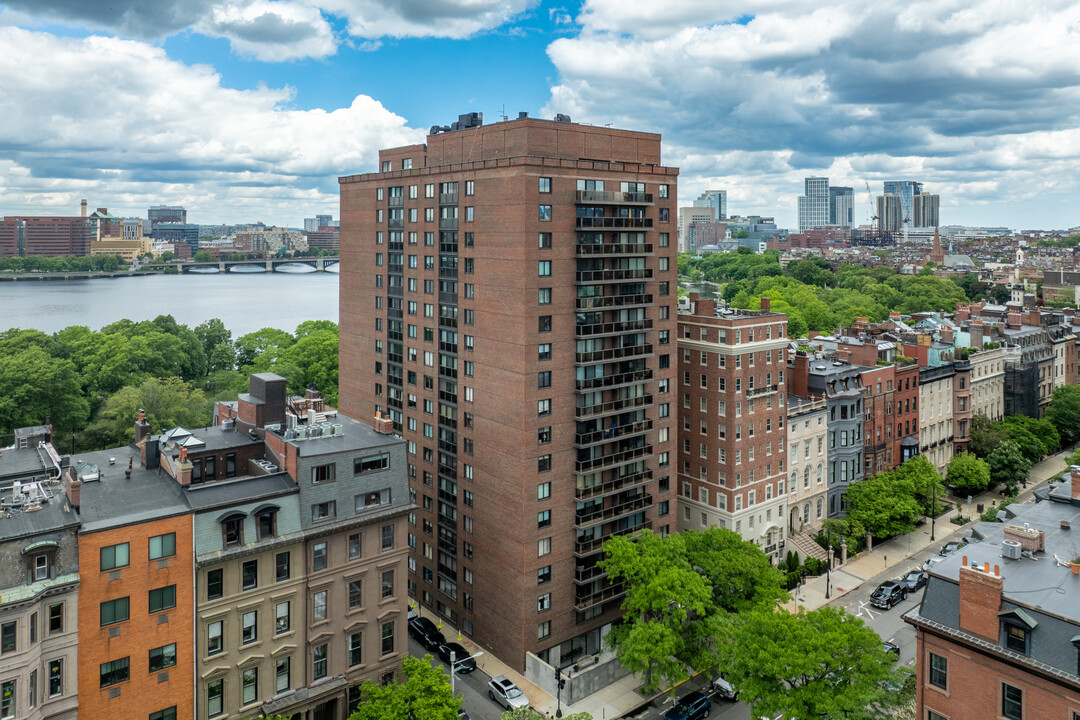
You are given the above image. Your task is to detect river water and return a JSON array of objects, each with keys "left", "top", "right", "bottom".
[{"left": 0, "top": 268, "right": 339, "bottom": 336}]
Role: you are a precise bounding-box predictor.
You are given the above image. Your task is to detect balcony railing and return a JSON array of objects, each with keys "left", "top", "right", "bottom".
[
  {"left": 576, "top": 293, "right": 653, "bottom": 310},
  {"left": 573, "top": 583, "right": 626, "bottom": 612},
  {"left": 576, "top": 318, "right": 653, "bottom": 337},
  {"left": 439, "top": 192, "right": 458, "bottom": 206},
  {"left": 575, "top": 217, "right": 654, "bottom": 230},
  {"left": 388, "top": 218, "right": 403, "bottom": 229},
  {"left": 745, "top": 384, "right": 779, "bottom": 399},
  {"left": 573, "top": 565, "right": 609, "bottom": 585},
  {"left": 439, "top": 218, "right": 458, "bottom": 230},
  {"left": 575, "top": 344, "right": 653, "bottom": 364},
  {"left": 575, "top": 393, "right": 653, "bottom": 419},
  {"left": 388, "top": 196, "right": 404, "bottom": 207},
  {"left": 575, "top": 190, "right": 653, "bottom": 205},
  {"left": 575, "top": 444, "right": 652, "bottom": 473},
  {"left": 574, "top": 368, "right": 652, "bottom": 392},
  {"left": 574, "top": 520, "right": 651, "bottom": 557},
  {"left": 576, "top": 243, "right": 653, "bottom": 256},
  {"left": 575, "top": 419, "right": 653, "bottom": 447},
  {"left": 575, "top": 268, "right": 654, "bottom": 283},
  {"left": 574, "top": 494, "right": 653, "bottom": 529},
  {"left": 574, "top": 469, "right": 653, "bottom": 501}
]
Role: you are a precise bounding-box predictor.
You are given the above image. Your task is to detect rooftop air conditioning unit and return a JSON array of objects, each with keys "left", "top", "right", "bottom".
[{"left": 1002, "top": 539, "right": 1023, "bottom": 560}]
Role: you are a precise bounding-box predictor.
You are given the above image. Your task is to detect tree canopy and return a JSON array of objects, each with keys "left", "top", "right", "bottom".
[
  {"left": 946, "top": 453, "right": 992, "bottom": 497},
  {"left": 722, "top": 607, "right": 911, "bottom": 720},
  {"left": 987, "top": 440, "right": 1032, "bottom": 496},
  {"left": 347, "top": 655, "right": 461, "bottom": 720},
  {"left": 1046, "top": 384, "right": 1080, "bottom": 446},
  {"left": 600, "top": 528, "right": 786, "bottom": 692}
]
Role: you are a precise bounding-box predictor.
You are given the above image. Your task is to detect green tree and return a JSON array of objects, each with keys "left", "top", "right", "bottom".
[
  {"left": 987, "top": 440, "right": 1032, "bottom": 496},
  {"left": 501, "top": 709, "right": 592, "bottom": 720},
  {"left": 347, "top": 655, "right": 460, "bottom": 720},
  {"left": 281, "top": 327, "right": 339, "bottom": 405},
  {"left": 1046, "top": 384, "right": 1080, "bottom": 446},
  {"left": 600, "top": 530, "right": 714, "bottom": 692},
  {"left": 235, "top": 328, "right": 295, "bottom": 368},
  {"left": 998, "top": 415, "right": 1057, "bottom": 463},
  {"left": 682, "top": 528, "right": 787, "bottom": 613},
  {"left": 0, "top": 346, "right": 89, "bottom": 438},
  {"left": 946, "top": 453, "right": 991, "bottom": 497},
  {"left": 844, "top": 468, "right": 922, "bottom": 540},
  {"left": 82, "top": 376, "right": 211, "bottom": 447},
  {"left": 723, "top": 607, "right": 909, "bottom": 720},
  {"left": 195, "top": 319, "right": 233, "bottom": 368},
  {"left": 193, "top": 249, "right": 215, "bottom": 262},
  {"left": 969, "top": 413, "right": 1009, "bottom": 458}
]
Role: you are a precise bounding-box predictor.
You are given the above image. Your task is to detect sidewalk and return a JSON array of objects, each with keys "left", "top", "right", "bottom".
[{"left": 787, "top": 448, "right": 1071, "bottom": 612}]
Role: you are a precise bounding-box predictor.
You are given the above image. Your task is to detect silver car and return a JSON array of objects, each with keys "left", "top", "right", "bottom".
[{"left": 488, "top": 675, "right": 530, "bottom": 710}]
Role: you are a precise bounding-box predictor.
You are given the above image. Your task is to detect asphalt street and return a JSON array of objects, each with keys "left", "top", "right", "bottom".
[{"left": 409, "top": 636, "right": 504, "bottom": 720}]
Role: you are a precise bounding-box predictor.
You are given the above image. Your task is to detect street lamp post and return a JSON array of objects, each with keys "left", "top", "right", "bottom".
[
  {"left": 555, "top": 666, "right": 566, "bottom": 718},
  {"left": 824, "top": 524, "right": 832, "bottom": 600},
  {"left": 448, "top": 649, "right": 483, "bottom": 696},
  {"left": 929, "top": 481, "right": 938, "bottom": 542}
]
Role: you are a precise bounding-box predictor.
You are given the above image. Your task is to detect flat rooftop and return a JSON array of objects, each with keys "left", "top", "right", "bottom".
[
  {"left": 0, "top": 482, "right": 80, "bottom": 541},
  {"left": 185, "top": 473, "right": 296, "bottom": 512},
  {"left": 927, "top": 499, "right": 1080, "bottom": 620},
  {"left": 0, "top": 446, "right": 56, "bottom": 483},
  {"left": 280, "top": 414, "right": 399, "bottom": 458},
  {"left": 74, "top": 444, "right": 190, "bottom": 533}
]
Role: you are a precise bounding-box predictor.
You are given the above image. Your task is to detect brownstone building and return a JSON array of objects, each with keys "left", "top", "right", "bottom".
[
  {"left": 675, "top": 294, "right": 790, "bottom": 561},
  {"left": 0, "top": 216, "right": 92, "bottom": 256},
  {"left": 905, "top": 471, "right": 1080, "bottom": 720},
  {"left": 338, "top": 115, "right": 678, "bottom": 675}
]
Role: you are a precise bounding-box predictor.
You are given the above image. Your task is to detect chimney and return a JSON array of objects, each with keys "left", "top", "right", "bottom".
[
  {"left": 1027, "top": 308, "right": 1040, "bottom": 327},
  {"left": 1007, "top": 311, "right": 1022, "bottom": 329},
  {"left": 889, "top": 311, "right": 901, "bottom": 320},
  {"left": 940, "top": 327, "right": 953, "bottom": 344},
  {"left": 957, "top": 558, "right": 1003, "bottom": 641},
  {"left": 761, "top": 297, "right": 771, "bottom": 312},
  {"left": 135, "top": 409, "right": 151, "bottom": 443},
  {"left": 1072, "top": 465, "right": 1080, "bottom": 500},
  {"left": 80, "top": 199, "right": 87, "bottom": 217},
  {"left": 956, "top": 305, "right": 970, "bottom": 321},
  {"left": 1003, "top": 523, "right": 1045, "bottom": 553},
  {"left": 64, "top": 467, "right": 81, "bottom": 510},
  {"left": 791, "top": 352, "right": 810, "bottom": 398},
  {"left": 696, "top": 298, "right": 715, "bottom": 317},
  {"left": 373, "top": 411, "right": 394, "bottom": 435}
]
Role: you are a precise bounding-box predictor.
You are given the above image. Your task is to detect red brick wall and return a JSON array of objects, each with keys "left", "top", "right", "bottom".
[{"left": 957, "top": 564, "right": 1002, "bottom": 641}]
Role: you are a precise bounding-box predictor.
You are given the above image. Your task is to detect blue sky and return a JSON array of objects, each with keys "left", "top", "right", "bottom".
[{"left": 1, "top": 0, "right": 1079, "bottom": 230}]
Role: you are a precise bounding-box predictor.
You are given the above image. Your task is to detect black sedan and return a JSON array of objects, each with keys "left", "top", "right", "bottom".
[
  {"left": 900, "top": 570, "right": 928, "bottom": 592},
  {"left": 438, "top": 642, "right": 477, "bottom": 673},
  {"left": 408, "top": 616, "right": 446, "bottom": 650},
  {"left": 870, "top": 581, "right": 907, "bottom": 610},
  {"left": 940, "top": 539, "right": 968, "bottom": 556},
  {"left": 883, "top": 641, "right": 900, "bottom": 658}
]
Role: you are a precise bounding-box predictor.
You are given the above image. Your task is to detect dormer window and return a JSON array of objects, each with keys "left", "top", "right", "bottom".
[
  {"left": 255, "top": 507, "right": 278, "bottom": 540},
  {"left": 999, "top": 608, "right": 1037, "bottom": 655},
  {"left": 222, "top": 514, "right": 245, "bottom": 548}
]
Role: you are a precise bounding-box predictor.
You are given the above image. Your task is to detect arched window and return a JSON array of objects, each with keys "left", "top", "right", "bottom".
[
  {"left": 816, "top": 498, "right": 823, "bottom": 518},
  {"left": 804, "top": 467, "right": 811, "bottom": 488},
  {"left": 221, "top": 513, "right": 245, "bottom": 548},
  {"left": 254, "top": 506, "right": 279, "bottom": 540},
  {"left": 803, "top": 503, "right": 810, "bottom": 523},
  {"left": 816, "top": 463, "right": 823, "bottom": 483}
]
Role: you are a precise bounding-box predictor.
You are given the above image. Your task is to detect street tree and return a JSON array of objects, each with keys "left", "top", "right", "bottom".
[
  {"left": 682, "top": 528, "right": 787, "bottom": 613},
  {"left": 999, "top": 415, "right": 1058, "bottom": 461},
  {"left": 892, "top": 455, "right": 943, "bottom": 508},
  {"left": 987, "top": 440, "right": 1032, "bottom": 496},
  {"left": 347, "top": 655, "right": 460, "bottom": 720},
  {"left": 501, "top": 708, "right": 593, "bottom": 720},
  {"left": 1046, "top": 384, "right": 1080, "bottom": 446},
  {"left": 723, "top": 607, "right": 910, "bottom": 720},
  {"left": 844, "top": 469, "right": 921, "bottom": 540},
  {"left": 600, "top": 530, "right": 714, "bottom": 692},
  {"left": 193, "top": 249, "right": 215, "bottom": 262},
  {"left": 969, "top": 413, "right": 1009, "bottom": 458},
  {"left": 946, "top": 453, "right": 992, "bottom": 497}
]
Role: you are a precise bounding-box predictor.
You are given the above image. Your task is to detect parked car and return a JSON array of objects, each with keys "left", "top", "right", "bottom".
[
  {"left": 900, "top": 570, "right": 928, "bottom": 592},
  {"left": 488, "top": 675, "right": 530, "bottom": 711},
  {"left": 438, "top": 642, "right": 476, "bottom": 673},
  {"left": 922, "top": 555, "right": 946, "bottom": 572},
  {"left": 407, "top": 616, "right": 446, "bottom": 650},
  {"left": 883, "top": 641, "right": 901, "bottom": 658},
  {"left": 870, "top": 580, "right": 907, "bottom": 609},
  {"left": 664, "top": 690, "right": 711, "bottom": 720},
  {"left": 940, "top": 539, "right": 968, "bottom": 556},
  {"left": 711, "top": 675, "right": 737, "bottom": 700}
]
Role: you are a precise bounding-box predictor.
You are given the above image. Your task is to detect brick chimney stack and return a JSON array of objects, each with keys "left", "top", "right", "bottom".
[
  {"left": 956, "top": 305, "right": 970, "bottom": 321},
  {"left": 373, "top": 411, "right": 394, "bottom": 435},
  {"left": 135, "top": 409, "right": 151, "bottom": 443},
  {"left": 791, "top": 352, "right": 810, "bottom": 398},
  {"left": 958, "top": 558, "right": 1003, "bottom": 641},
  {"left": 64, "top": 467, "right": 81, "bottom": 510},
  {"left": 761, "top": 297, "right": 771, "bottom": 312},
  {"left": 696, "top": 298, "right": 715, "bottom": 317},
  {"left": 1071, "top": 465, "right": 1080, "bottom": 500},
  {"left": 1007, "top": 311, "right": 1022, "bottom": 329}
]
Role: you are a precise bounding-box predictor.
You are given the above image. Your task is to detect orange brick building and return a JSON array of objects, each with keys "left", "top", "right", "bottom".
[{"left": 74, "top": 444, "right": 194, "bottom": 720}]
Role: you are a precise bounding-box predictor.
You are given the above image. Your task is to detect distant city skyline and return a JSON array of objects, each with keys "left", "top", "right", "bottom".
[{"left": 1, "top": 1, "right": 1078, "bottom": 229}]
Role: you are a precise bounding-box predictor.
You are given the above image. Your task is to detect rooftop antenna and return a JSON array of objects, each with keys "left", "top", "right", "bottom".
[{"left": 500, "top": 104, "right": 507, "bottom": 122}]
